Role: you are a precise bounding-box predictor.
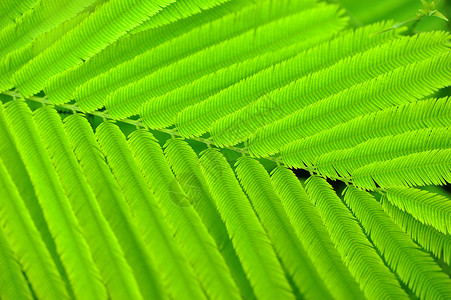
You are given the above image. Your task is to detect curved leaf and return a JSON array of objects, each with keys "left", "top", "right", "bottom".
[
  {"left": 0, "top": 0, "right": 38, "bottom": 28},
  {"left": 163, "top": 138, "right": 255, "bottom": 299},
  {"left": 381, "top": 197, "right": 451, "bottom": 265},
  {"left": 178, "top": 30, "right": 448, "bottom": 140},
  {"left": 2, "top": 100, "right": 106, "bottom": 300},
  {"left": 44, "top": 0, "right": 257, "bottom": 105},
  {"left": 385, "top": 186, "right": 451, "bottom": 235},
  {"left": 0, "top": 159, "right": 58, "bottom": 300},
  {"left": 199, "top": 148, "right": 295, "bottom": 300},
  {"left": 96, "top": 121, "right": 205, "bottom": 300},
  {"left": 140, "top": 6, "right": 352, "bottom": 130},
  {"left": 351, "top": 149, "right": 451, "bottom": 190},
  {"left": 106, "top": 4, "right": 345, "bottom": 120},
  {"left": 271, "top": 167, "right": 386, "bottom": 300},
  {"left": 128, "top": 130, "right": 241, "bottom": 300},
  {"left": 72, "top": 0, "right": 321, "bottom": 112},
  {"left": 305, "top": 176, "right": 405, "bottom": 300},
  {"left": 13, "top": 0, "right": 173, "bottom": 97},
  {"left": 316, "top": 127, "right": 451, "bottom": 179},
  {"left": 63, "top": 114, "right": 166, "bottom": 300},
  {"left": 0, "top": 0, "right": 97, "bottom": 59},
  {"left": 282, "top": 96, "right": 451, "bottom": 168},
  {"left": 0, "top": 10, "right": 92, "bottom": 92},
  {"left": 235, "top": 158, "right": 335, "bottom": 300},
  {"left": 344, "top": 186, "right": 451, "bottom": 300},
  {"left": 34, "top": 106, "right": 143, "bottom": 300},
  {"left": 206, "top": 21, "right": 400, "bottom": 147},
  {"left": 140, "top": 27, "right": 338, "bottom": 130},
  {"left": 0, "top": 226, "right": 32, "bottom": 300},
  {"left": 0, "top": 100, "right": 68, "bottom": 288},
  {"left": 247, "top": 51, "right": 451, "bottom": 157}
]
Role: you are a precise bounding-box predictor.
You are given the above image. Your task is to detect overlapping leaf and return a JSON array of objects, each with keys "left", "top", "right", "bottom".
[
  {"left": 344, "top": 186, "right": 451, "bottom": 300},
  {"left": 0, "top": 0, "right": 450, "bottom": 299},
  {"left": 305, "top": 176, "right": 407, "bottom": 300}
]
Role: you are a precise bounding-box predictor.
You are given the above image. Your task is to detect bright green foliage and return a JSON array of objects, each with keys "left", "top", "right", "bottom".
[
  {"left": 0, "top": 0, "right": 39, "bottom": 28},
  {"left": 128, "top": 130, "right": 241, "bottom": 300},
  {"left": 63, "top": 114, "right": 166, "bottom": 300},
  {"left": 305, "top": 176, "right": 407, "bottom": 300},
  {"left": 235, "top": 158, "right": 334, "bottom": 300},
  {"left": 132, "top": 0, "right": 230, "bottom": 30},
  {"left": 139, "top": 27, "right": 336, "bottom": 130},
  {"left": 282, "top": 97, "right": 451, "bottom": 169},
  {"left": 384, "top": 187, "right": 451, "bottom": 234},
  {"left": 178, "top": 21, "right": 416, "bottom": 139},
  {"left": 2, "top": 100, "right": 105, "bottom": 300},
  {"left": 96, "top": 121, "right": 204, "bottom": 300},
  {"left": 106, "top": 3, "right": 345, "bottom": 119},
  {"left": 73, "top": 0, "right": 330, "bottom": 113},
  {"left": 129, "top": 0, "right": 253, "bottom": 34},
  {"left": 0, "top": 0, "right": 98, "bottom": 60},
  {"left": 381, "top": 198, "right": 451, "bottom": 265},
  {"left": 13, "top": 0, "right": 175, "bottom": 97},
  {"left": 199, "top": 148, "right": 294, "bottom": 300},
  {"left": 344, "top": 187, "right": 451, "bottom": 300},
  {"left": 351, "top": 149, "right": 451, "bottom": 189},
  {"left": 33, "top": 106, "right": 142, "bottom": 300},
  {"left": 0, "top": 10, "right": 92, "bottom": 92},
  {"left": 0, "top": 159, "right": 60, "bottom": 300},
  {"left": 0, "top": 0, "right": 450, "bottom": 299},
  {"left": 0, "top": 225, "right": 32, "bottom": 300},
  {"left": 207, "top": 22, "right": 400, "bottom": 147},
  {"left": 0, "top": 101, "right": 62, "bottom": 267},
  {"left": 44, "top": 0, "right": 257, "bottom": 106},
  {"left": 247, "top": 50, "right": 451, "bottom": 157},
  {"left": 271, "top": 167, "right": 363, "bottom": 300},
  {"left": 163, "top": 138, "right": 255, "bottom": 299},
  {"left": 316, "top": 127, "right": 451, "bottom": 179}
]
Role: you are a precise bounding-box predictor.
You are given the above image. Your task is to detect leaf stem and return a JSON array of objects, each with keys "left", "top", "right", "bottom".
[{"left": 2, "top": 90, "right": 384, "bottom": 195}]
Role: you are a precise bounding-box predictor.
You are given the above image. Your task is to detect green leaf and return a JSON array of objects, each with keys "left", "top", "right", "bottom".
[
  {"left": 163, "top": 138, "right": 255, "bottom": 299},
  {"left": 282, "top": 96, "right": 451, "bottom": 168},
  {"left": 0, "top": 159, "right": 57, "bottom": 300},
  {"left": 351, "top": 149, "right": 451, "bottom": 190},
  {"left": 199, "top": 148, "right": 295, "bottom": 300},
  {"left": 13, "top": 0, "right": 174, "bottom": 97},
  {"left": 0, "top": 226, "right": 31, "bottom": 300},
  {"left": 96, "top": 121, "right": 205, "bottom": 300},
  {"left": 63, "top": 114, "right": 167, "bottom": 300},
  {"left": 0, "top": 0, "right": 38, "bottom": 28},
  {"left": 305, "top": 176, "right": 405, "bottom": 300},
  {"left": 381, "top": 197, "right": 451, "bottom": 265},
  {"left": 179, "top": 30, "right": 449, "bottom": 141},
  {"left": 34, "top": 106, "right": 143, "bottom": 300},
  {"left": 107, "top": 4, "right": 346, "bottom": 120},
  {"left": 344, "top": 186, "right": 451, "bottom": 300},
  {"left": 385, "top": 186, "right": 451, "bottom": 235},
  {"left": 316, "top": 127, "right": 451, "bottom": 179},
  {"left": 44, "top": 0, "right": 257, "bottom": 105},
  {"left": 0, "top": 0, "right": 450, "bottom": 298},
  {"left": 70, "top": 0, "right": 323, "bottom": 113},
  {"left": 0, "top": 99, "right": 67, "bottom": 286},
  {"left": 235, "top": 158, "right": 335, "bottom": 300},
  {"left": 2, "top": 100, "right": 106, "bottom": 300},
  {"left": 147, "top": 21, "right": 394, "bottom": 132},
  {"left": 128, "top": 130, "right": 241, "bottom": 300},
  {"left": 0, "top": 0, "right": 98, "bottom": 59},
  {"left": 247, "top": 51, "right": 451, "bottom": 157},
  {"left": 271, "top": 167, "right": 365, "bottom": 300},
  {"left": 0, "top": 10, "right": 92, "bottom": 92}
]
